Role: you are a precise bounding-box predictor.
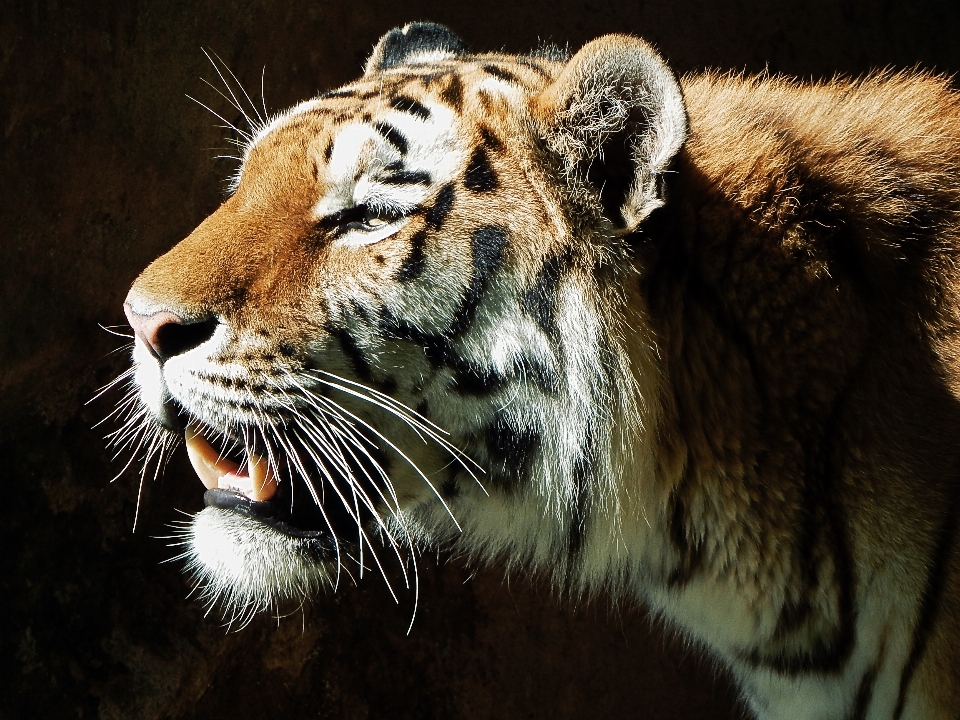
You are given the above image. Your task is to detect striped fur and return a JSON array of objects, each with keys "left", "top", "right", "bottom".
[{"left": 116, "top": 23, "right": 960, "bottom": 719}]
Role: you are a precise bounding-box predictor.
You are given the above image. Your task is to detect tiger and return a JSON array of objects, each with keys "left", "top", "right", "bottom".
[{"left": 116, "top": 21, "right": 960, "bottom": 719}]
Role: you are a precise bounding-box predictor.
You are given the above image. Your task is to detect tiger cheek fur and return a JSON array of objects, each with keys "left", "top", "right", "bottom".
[{"left": 117, "top": 21, "right": 960, "bottom": 720}]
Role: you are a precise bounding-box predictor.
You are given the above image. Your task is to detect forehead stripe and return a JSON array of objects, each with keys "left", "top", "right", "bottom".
[
  {"left": 372, "top": 121, "right": 409, "bottom": 154},
  {"left": 382, "top": 170, "right": 431, "bottom": 185},
  {"left": 482, "top": 64, "right": 520, "bottom": 84},
  {"left": 439, "top": 75, "right": 464, "bottom": 111},
  {"left": 389, "top": 95, "right": 432, "bottom": 120}
]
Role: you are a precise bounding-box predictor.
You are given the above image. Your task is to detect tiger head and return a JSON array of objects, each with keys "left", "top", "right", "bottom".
[{"left": 121, "top": 23, "right": 687, "bottom": 619}]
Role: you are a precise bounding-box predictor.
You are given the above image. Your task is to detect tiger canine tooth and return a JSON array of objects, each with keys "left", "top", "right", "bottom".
[
  {"left": 184, "top": 425, "right": 277, "bottom": 501},
  {"left": 242, "top": 452, "right": 277, "bottom": 502},
  {"left": 184, "top": 425, "right": 233, "bottom": 490}
]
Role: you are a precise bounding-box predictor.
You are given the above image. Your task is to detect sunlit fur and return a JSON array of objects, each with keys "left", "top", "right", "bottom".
[{"left": 112, "top": 23, "right": 960, "bottom": 719}]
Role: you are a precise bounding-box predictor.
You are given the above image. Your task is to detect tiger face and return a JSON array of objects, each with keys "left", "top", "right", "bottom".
[{"left": 122, "top": 23, "right": 684, "bottom": 616}]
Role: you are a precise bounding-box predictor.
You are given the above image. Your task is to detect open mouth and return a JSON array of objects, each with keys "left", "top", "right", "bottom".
[
  {"left": 183, "top": 421, "right": 368, "bottom": 541},
  {"left": 185, "top": 424, "right": 278, "bottom": 500}
]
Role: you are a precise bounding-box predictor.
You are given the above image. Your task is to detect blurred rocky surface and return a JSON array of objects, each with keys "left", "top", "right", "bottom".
[{"left": 3, "top": 1, "right": 959, "bottom": 718}]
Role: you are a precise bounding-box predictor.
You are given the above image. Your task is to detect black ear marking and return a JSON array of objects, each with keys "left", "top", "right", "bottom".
[
  {"left": 586, "top": 123, "right": 635, "bottom": 227},
  {"left": 531, "top": 35, "right": 688, "bottom": 233},
  {"left": 365, "top": 22, "right": 469, "bottom": 74}
]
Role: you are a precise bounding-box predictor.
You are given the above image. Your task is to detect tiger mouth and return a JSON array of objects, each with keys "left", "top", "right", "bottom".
[
  {"left": 182, "top": 421, "right": 368, "bottom": 542},
  {"left": 184, "top": 423, "right": 278, "bottom": 501}
]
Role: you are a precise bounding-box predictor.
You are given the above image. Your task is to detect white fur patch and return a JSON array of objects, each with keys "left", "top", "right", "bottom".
[
  {"left": 185, "top": 508, "right": 333, "bottom": 623},
  {"left": 314, "top": 101, "right": 465, "bottom": 227}
]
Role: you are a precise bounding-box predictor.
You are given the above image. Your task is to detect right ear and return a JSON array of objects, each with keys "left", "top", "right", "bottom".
[
  {"left": 531, "top": 34, "right": 688, "bottom": 233},
  {"left": 364, "top": 22, "right": 469, "bottom": 74}
]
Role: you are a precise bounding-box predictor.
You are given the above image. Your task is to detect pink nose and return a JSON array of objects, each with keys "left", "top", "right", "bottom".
[{"left": 124, "top": 304, "right": 217, "bottom": 361}]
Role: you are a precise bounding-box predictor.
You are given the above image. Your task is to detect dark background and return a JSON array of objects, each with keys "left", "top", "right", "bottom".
[{"left": 4, "top": 1, "right": 960, "bottom": 718}]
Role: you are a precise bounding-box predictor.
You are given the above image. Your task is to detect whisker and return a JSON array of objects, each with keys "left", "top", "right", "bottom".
[
  {"left": 88, "top": 367, "right": 136, "bottom": 404},
  {"left": 202, "top": 49, "right": 258, "bottom": 131},
  {"left": 98, "top": 323, "right": 135, "bottom": 339},
  {"left": 200, "top": 75, "right": 255, "bottom": 133},
  {"left": 186, "top": 94, "right": 253, "bottom": 142},
  {"left": 271, "top": 419, "right": 401, "bottom": 600},
  {"left": 250, "top": 398, "right": 350, "bottom": 587},
  {"left": 301, "top": 369, "right": 484, "bottom": 485},
  {"left": 297, "top": 385, "right": 463, "bottom": 532},
  {"left": 260, "top": 374, "right": 412, "bottom": 593},
  {"left": 295, "top": 419, "right": 414, "bottom": 591},
  {"left": 211, "top": 48, "right": 267, "bottom": 127},
  {"left": 259, "top": 66, "right": 269, "bottom": 125}
]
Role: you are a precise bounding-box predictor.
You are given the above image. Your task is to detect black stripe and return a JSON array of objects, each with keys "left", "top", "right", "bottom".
[
  {"left": 516, "top": 57, "right": 552, "bottom": 77},
  {"left": 373, "top": 121, "right": 409, "bottom": 154},
  {"left": 742, "top": 420, "right": 858, "bottom": 675},
  {"left": 470, "top": 224, "right": 509, "bottom": 286},
  {"left": 450, "top": 361, "right": 508, "bottom": 395},
  {"left": 417, "top": 72, "right": 445, "bottom": 89},
  {"left": 847, "top": 655, "right": 883, "bottom": 720},
  {"left": 448, "top": 354, "right": 558, "bottom": 398},
  {"left": 514, "top": 354, "right": 561, "bottom": 395},
  {"left": 568, "top": 453, "right": 591, "bottom": 556},
  {"left": 379, "top": 311, "right": 509, "bottom": 398},
  {"left": 893, "top": 486, "right": 960, "bottom": 719},
  {"left": 390, "top": 95, "right": 432, "bottom": 120},
  {"left": 482, "top": 64, "right": 520, "bottom": 84},
  {"left": 485, "top": 413, "right": 540, "bottom": 492},
  {"left": 665, "top": 488, "right": 704, "bottom": 587},
  {"left": 463, "top": 147, "right": 499, "bottom": 192},
  {"left": 319, "top": 88, "right": 381, "bottom": 101},
  {"left": 379, "top": 311, "right": 454, "bottom": 368},
  {"left": 440, "top": 473, "right": 460, "bottom": 499},
  {"left": 324, "top": 323, "right": 373, "bottom": 382},
  {"left": 396, "top": 230, "right": 427, "bottom": 283},
  {"left": 439, "top": 74, "right": 464, "bottom": 111},
  {"left": 319, "top": 88, "right": 358, "bottom": 99},
  {"left": 425, "top": 184, "right": 456, "bottom": 229},
  {"left": 479, "top": 126, "right": 504, "bottom": 152},
  {"left": 774, "top": 368, "right": 861, "bottom": 674},
  {"left": 382, "top": 170, "right": 431, "bottom": 185},
  {"left": 520, "top": 250, "right": 570, "bottom": 338},
  {"left": 447, "top": 224, "right": 509, "bottom": 338}
]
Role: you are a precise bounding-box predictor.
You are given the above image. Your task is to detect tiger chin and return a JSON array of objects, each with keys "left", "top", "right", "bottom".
[{"left": 117, "top": 21, "right": 960, "bottom": 719}]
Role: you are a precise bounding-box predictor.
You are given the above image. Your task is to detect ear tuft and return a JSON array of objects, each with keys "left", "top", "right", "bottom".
[
  {"left": 365, "top": 22, "right": 469, "bottom": 74},
  {"left": 531, "top": 35, "right": 688, "bottom": 232}
]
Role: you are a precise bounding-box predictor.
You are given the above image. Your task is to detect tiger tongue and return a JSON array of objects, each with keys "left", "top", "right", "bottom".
[{"left": 184, "top": 425, "right": 278, "bottom": 502}]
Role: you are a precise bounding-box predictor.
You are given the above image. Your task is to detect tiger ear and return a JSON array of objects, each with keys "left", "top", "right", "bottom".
[
  {"left": 364, "top": 22, "right": 469, "bottom": 74},
  {"left": 531, "top": 35, "right": 688, "bottom": 233}
]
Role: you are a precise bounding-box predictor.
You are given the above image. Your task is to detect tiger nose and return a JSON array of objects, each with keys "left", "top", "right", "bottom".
[{"left": 123, "top": 303, "right": 218, "bottom": 362}]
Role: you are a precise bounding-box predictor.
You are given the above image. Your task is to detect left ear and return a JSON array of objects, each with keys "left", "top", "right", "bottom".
[
  {"left": 531, "top": 35, "right": 688, "bottom": 233},
  {"left": 364, "top": 22, "right": 469, "bottom": 74}
]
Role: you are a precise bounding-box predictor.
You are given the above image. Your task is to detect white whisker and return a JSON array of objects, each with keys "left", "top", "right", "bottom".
[{"left": 186, "top": 94, "right": 253, "bottom": 142}]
